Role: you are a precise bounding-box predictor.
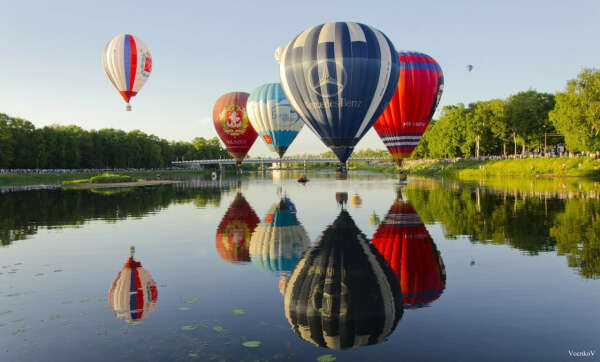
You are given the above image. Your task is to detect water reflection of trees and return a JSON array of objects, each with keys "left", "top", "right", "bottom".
[
  {"left": 0, "top": 181, "right": 235, "bottom": 246},
  {"left": 406, "top": 179, "right": 600, "bottom": 279}
]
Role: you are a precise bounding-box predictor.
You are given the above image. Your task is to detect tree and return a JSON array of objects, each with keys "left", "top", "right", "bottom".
[
  {"left": 549, "top": 68, "right": 600, "bottom": 152},
  {"left": 506, "top": 90, "right": 555, "bottom": 155}
]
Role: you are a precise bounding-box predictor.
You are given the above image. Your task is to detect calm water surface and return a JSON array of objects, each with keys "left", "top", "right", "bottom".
[{"left": 1, "top": 173, "right": 598, "bottom": 361}]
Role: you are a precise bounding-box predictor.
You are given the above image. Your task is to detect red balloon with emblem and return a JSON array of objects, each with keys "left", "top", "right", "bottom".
[
  {"left": 213, "top": 92, "right": 258, "bottom": 166},
  {"left": 374, "top": 52, "right": 444, "bottom": 167},
  {"left": 371, "top": 191, "right": 446, "bottom": 308}
]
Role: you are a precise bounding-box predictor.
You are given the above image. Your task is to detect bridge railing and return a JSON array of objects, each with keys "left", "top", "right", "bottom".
[{"left": 172, "top": 157, "right": 390, "bottom": 166}]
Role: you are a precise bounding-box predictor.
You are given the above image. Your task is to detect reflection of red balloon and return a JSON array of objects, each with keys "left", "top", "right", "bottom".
[
  {"left": 215, "top": 192, "right": 259, "bottom": 263},
  {"left": 108, "top": 250, "right": 158, "bottom": 322},
  {"left": 372, "top": 196, "right": 446, "bottom": 308},
  {"left": 213, "top": 92, "right": 258, "bottom": 166},
  {"left": 374, "top": 52, "right": 443, "bottom": 167}
]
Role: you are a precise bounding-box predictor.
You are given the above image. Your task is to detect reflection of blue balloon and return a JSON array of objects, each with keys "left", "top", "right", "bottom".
[
  {"left": 466, "top": 64, "right": 473, "bottom": 72},
  {"left": 247, "top": 83, "right": 304, "bottom": 158},
  {"left": 249, "top": 199, "right": 310, "bottom": 273},
  {"left": 279, "top": 22, "right": 400, "bottom": 163}
]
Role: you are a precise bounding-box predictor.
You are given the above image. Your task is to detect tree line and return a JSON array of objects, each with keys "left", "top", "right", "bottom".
[
  {"left": 0, "top": 114, "right": 229, "bottom": 169},
  {"left": 412, "top": 68, "right": 600, "bottom": 159}
]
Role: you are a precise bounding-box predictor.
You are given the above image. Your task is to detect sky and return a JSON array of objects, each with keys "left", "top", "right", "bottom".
[{"left": 0, "top": 0, "right": 598, "bottom": 157}]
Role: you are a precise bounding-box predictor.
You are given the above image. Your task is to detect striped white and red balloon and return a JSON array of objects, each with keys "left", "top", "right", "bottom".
[{"left": 102, "top": 34, "right": 152, "bottom": 111}]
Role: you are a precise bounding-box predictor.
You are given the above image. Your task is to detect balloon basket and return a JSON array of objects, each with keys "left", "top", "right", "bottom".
[{"left": 125, "top": 104, "right": 132, "bottom": 111}]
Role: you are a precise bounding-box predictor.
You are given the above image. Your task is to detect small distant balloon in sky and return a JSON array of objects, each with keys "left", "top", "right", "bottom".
[
  {"left": 102, "top": 34, "right": 152, "bottom": 111},
  {"left": 466, "top": 64, "right": 473, "bottom": 72}
]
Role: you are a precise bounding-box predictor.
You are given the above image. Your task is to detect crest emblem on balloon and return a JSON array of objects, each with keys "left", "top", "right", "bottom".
[{"left": 219, "top": 104, "right": 249, "bottom": 136}]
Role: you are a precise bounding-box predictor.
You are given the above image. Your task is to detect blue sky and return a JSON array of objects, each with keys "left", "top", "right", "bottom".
[{"left": 0, "top": 0, "right": 598, "bottom": 156}]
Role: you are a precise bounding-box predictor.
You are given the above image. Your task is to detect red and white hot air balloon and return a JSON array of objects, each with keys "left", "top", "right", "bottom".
[{"left": 102, "top": 34, "right": 152, "bottom": 111}]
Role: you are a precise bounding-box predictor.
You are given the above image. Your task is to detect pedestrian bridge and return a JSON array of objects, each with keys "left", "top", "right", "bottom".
[{"left": 172, "top": 157, "right": 389, "bottom": 167}]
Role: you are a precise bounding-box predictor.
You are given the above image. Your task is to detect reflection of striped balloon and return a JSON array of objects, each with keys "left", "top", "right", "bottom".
[
  {"left": 250, "top": 198, "right": 310, "bottom": 273},
  {"left": 215, "top": 192, "right": 259, "bottom": 263},
  {"left": 372, "top": 198, "right": 446, "bottom": 308},
  {"left": 102, "top": 34, "right": 152, "bottom": 111},
  {"left": 374, "top": 52, "right": 443, "bottom": 167},
  {"left": 247, "top": 84, "right": 304, "bottom": 158},
  {"left": 284, "top": 210, "right": 403, "bottom": 350},
  {"left": 108, "top": 257, "right": 158, "bottom": 322},
  {"left": 279, "top": 22, "right": 400, "bottom": 163}
]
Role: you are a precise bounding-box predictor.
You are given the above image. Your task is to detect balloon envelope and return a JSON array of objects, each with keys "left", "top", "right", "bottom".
[
  {"left": 284, "top": 210, "right": 403, "bottom": 349},
  {"left": 374, "top": 52, "right": 444, "bottom": 167},
  {"left": 279, "top": 22, "right": 400, "bottom": 163},
  {"left": 213, "top": 92, "right": 258, "bottom": 165},
  {"left": 250, "top": 198, "right": 310, "bottom": 273},
  {"left": 102, "top": 34, "right": 152, "bottom": 111},
  {"left": 371, "top": 195, "right": 446, "bottom": 308},
  {"left": 215, "top": 192, "right": 260, "bottom": 263},
  {"left": 108, "top": 254, "right": 158, "bottom": 322},
  {"left": 247, "top": 83, "right": 304, "bottom": 158}
]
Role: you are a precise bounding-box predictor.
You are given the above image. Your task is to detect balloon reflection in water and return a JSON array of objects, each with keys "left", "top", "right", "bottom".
[
  {"left": 284, "top": 210, "right": 403, "bottom": 350},
  {"left": 350, "top": 193, "right": 362, "bottom": 208},
  {"left": 216, "top": 192, "right": 260, "bottom": 263},
  {"left": 371, "top": 192, "right": 446, "bottom": 308},
  {"left": 108, "top": 246, "right": 158, "bottom": 323},
  {"left": 250, "top": 198, "right": 310, "bottom": 273}
]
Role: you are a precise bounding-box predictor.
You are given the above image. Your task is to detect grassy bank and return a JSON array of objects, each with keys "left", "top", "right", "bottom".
[
  {"left": 403, "top": 157, "right": 600, "bottom": 178},
  {"left": 0, "top": 169, "right": 212, "bottom": 187},
  {"left": 62, "top": 173, "right": 139, "bottom": 185}
]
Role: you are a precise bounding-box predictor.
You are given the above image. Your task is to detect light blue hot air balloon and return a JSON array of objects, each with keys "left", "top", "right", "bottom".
[
  {"left": 247, "top": 83, "right": 304, "bottom": 158},
  {"left": 249, "top": 198, "right": 310, "bottom": 273},
  {"left": 279, "top": 22, "right": 400, "bottom": 163}
]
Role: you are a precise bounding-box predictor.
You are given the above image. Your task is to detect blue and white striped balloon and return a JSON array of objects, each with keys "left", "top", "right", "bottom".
[
  {"left": 247, "top": 83, "right": 304, "bottom": 158},
  {"left": 279, "top": 22, "right": 400, "bottom": 163}
]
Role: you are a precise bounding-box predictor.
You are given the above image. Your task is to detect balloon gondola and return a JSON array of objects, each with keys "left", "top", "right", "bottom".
[
  {"left": 373, "top": 51, "right": 443, "bottom": 170},
  {"left": 371, "top": 191, "right": 446, "bottom": 308},
  {"left": 108, "top": 246, "right": 158, "bottom": 323},
  {"left": 283, "top": 210, "right": 403, "bottom": 350},
  {"left": 215, "top": 192, "right": 260, "bottom": 263},
  {"left": 213, "top": 92, "right": 258, "bottom": 169},
  {"left": 102, "top": 34, "right": 152, "bottom": 111},
  {"left": 279, "top": 22, "right": 400, "bottom": 166},
  {"left": 249, "top": 197, "right": 310, "bottom": 273}
]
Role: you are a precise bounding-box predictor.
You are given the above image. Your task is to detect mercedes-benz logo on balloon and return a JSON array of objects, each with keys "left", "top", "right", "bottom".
[{"left": 308, "top": 60, "right": 347, "bottom": 97}]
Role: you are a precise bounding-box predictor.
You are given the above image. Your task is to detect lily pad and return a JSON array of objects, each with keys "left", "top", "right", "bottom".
[
  {"left": 212, "top": 326, "right": 225, "bottom": 332},
  {"left": 317, "top": 354, "right": 337, "bottom": 362},
  {"left": 53, "top": 269, "right": 63, "bottom": 273},
  {"left": 231, "top": 309, "right": 245, "bottom": 315},
  {"left": 49, "top": 314, "right": 60, "bottom": 320},
  {"left": 178, "top": 307, "right": 191, "bottom": 311},
  {"left": 184, "top": 297, "right": 199, "bottom": 304},
  {"left": 188, "top": 353, "right": 199, "bottom": 358},
  {"left": 242, "top": 341, "right": 261, "bottom": 348},
  {"left": 0, "top": 310, "right": 12, "bottom": 316},
  {"left": 181, "top": 325, "right": 197, "bottom": 331},
  {"left": 34, "top": 273, "right": 44, "bottom": 277},
  {"left": 11, "top": 326, "right": 31, "bottom": 335}
]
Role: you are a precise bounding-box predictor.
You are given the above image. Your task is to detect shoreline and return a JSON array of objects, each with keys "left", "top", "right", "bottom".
[{"left": 61, "top": 180, "right": 182, "bottom": 190}]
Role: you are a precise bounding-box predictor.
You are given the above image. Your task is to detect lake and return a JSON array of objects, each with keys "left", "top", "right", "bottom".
[{"left": 1, "top": 172, "right": 598, "bottom": 361}]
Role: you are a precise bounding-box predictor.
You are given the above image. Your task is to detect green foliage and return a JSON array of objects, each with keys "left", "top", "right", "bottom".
[
  {"left": 549, "top": 68, "right": 600, "bottom": 152},
  {"left": 0, "top": 113, "right": 229, "bottom": 169},
  {"left": 89, "top": 173, "right": 136, "bottom": 183}
]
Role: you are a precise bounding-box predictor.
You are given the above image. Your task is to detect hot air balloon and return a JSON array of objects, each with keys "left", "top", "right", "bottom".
[
  {"left": 213, "top": 92, "right": 258, "bottom": 167},
  {"left": 249, "top": 198, "right": 310, "bottom": 273},
  {"left": 279, "top": 22, "right": 400, "bottom": 165},
  {"left": 274, "top": 46, "right": 284, "bottom": 64},
  {"left": 102, "top": 34, "right": 152, "bottom": 111},
  {"left": 247, "top": 84, "right": 304, "bottom": 158},
  {"left": 466, "top": 64, "right": 473, "bottom": 72},
  {"left": 215, "top": 191, "right": 259, "bottom": 263},
  {"left": 369, "top": 211, "right": 381, "bottom": 226},
  {"left": 371, "top": 192, "right": 446, "bottom": 308},
  {"left": 373, "top": 51, "right": 444, "bottom": 168},
  {"left": 108, "top": 246, "right": 158, "bottom": 323},
  {"left": 283, "top": 210, "right": 403, "bottom": 350}
]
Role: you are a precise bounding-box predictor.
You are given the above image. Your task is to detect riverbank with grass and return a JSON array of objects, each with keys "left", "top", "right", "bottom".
[
  {"left": 0, "top": 169, "right": 213, "bottom": 187},
  {"left": 403, "top": 157, "right": 600, "bottom": 178}
]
